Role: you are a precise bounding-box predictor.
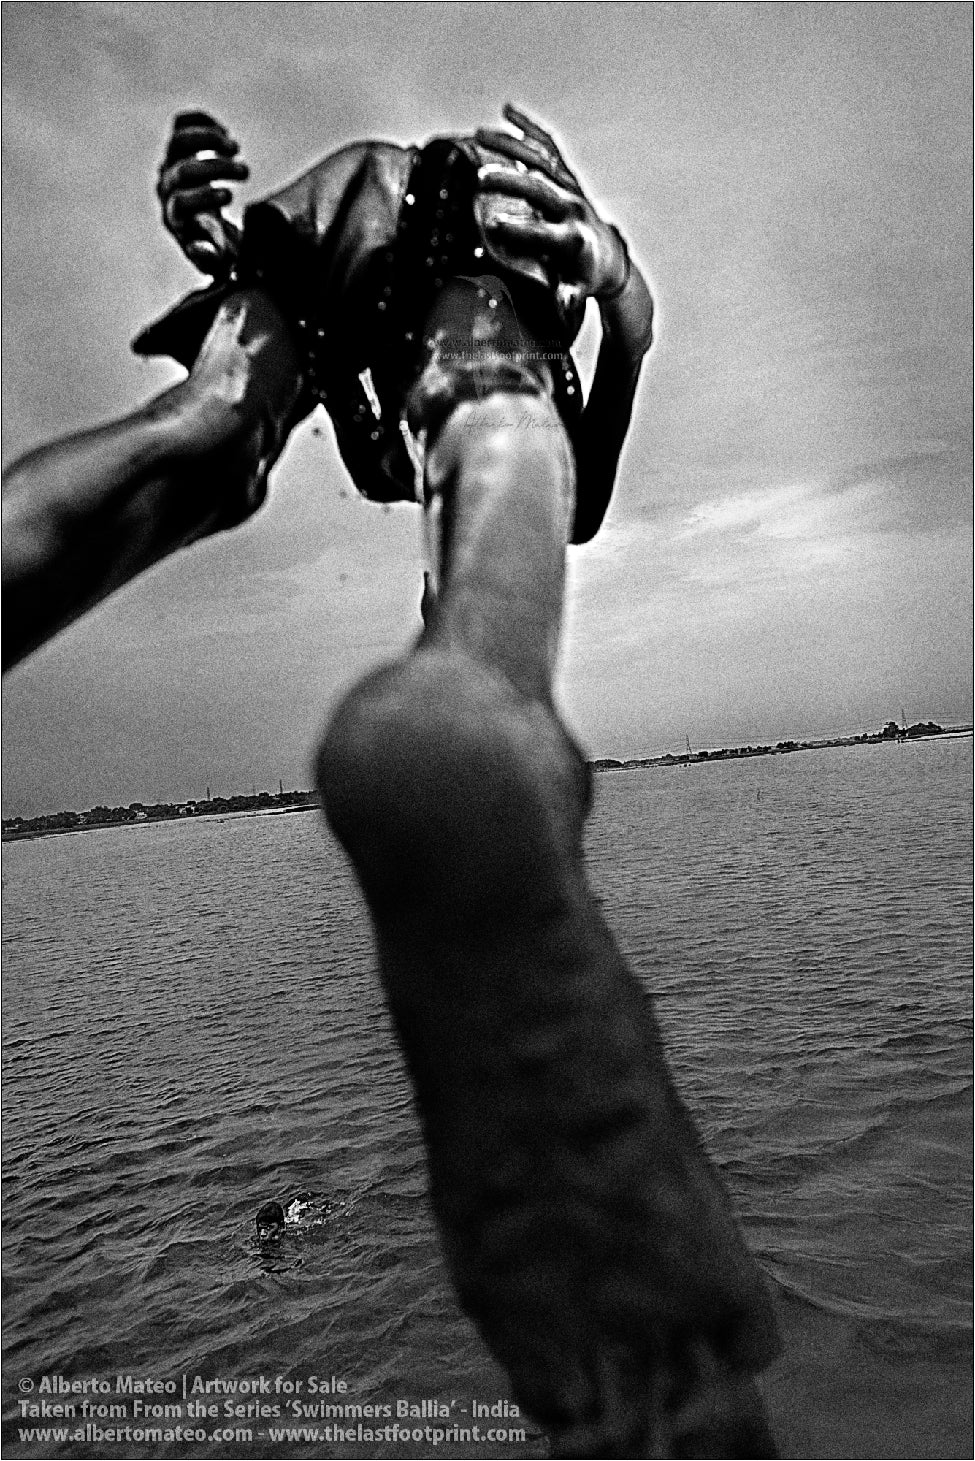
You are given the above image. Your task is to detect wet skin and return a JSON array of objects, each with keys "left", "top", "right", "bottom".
[
  {"left": 2, "top": 272, "right": 780, "bottom": 1453},
  {"left": 318, "top": 392, "right": 780, "bottom": 1457}
]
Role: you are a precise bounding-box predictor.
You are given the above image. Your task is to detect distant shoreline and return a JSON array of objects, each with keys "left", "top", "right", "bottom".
[
  {"left": 589, "top": 724, "right": 972, "bottom": 774},
  {"left": 3, "top": 725, "right": 971, "bottom": 844},
  {"left": 2, "top": 794, "right": 322, "bottom": 844}
]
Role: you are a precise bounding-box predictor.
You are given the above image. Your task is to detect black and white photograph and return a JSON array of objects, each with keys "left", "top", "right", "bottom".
[{"left": 2, "top": 3, "right": 972, "bottom": 1458}]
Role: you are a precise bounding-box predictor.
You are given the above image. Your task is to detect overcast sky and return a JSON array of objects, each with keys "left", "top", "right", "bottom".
[{"left": 2, "top": 1, "right": 972, "bottom": 816}]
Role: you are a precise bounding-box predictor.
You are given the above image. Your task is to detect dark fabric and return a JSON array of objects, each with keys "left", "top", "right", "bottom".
[
  {"left": 404, "top": 273, "right": 568, "bottom": 446},
  {"left": 134, "top": 136, "right": 598, "bottom": 540}
]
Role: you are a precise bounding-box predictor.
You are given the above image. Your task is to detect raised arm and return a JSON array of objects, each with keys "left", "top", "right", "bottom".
[
  {"left": 1, "top": 114, "right": 298, "bottom": 672},
  {"left": 573, "top": 239, "right": 654, "bottom": 542},
  {"left": 475, "top": 105, "right": 654, "bottom": 542}
]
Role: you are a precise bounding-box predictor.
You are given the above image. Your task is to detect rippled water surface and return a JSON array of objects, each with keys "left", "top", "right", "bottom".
[{"left": 3, "top": 738, "right": 972, "bottom": 1458}]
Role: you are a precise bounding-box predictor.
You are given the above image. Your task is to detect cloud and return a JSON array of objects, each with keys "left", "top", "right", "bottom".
[{"left": 2, "top": 4, "right": 971, "bottom": 812}]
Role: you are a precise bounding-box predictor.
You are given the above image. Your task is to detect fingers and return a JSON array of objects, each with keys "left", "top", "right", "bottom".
[
  {"left": 158, "top": 121, "right": 248, "bottom": 245},
  {"left": 157, "top": 153, "right": 247, "bottom": 244},
  {"left": 482, "top": 215, "right": 563, "bottom": 250},
  {"left": 164, "top": 119, "right": 240, "bottom": 166},
  {"left": 157, "top": 154, "right": 248, "bottom": 200},
  {"left": 475, "top": 127, "right": 578, "bottom": 194},
  {"left": 156, "top": 114, "right": 245, "bottom": 274},
  {"left": 166, "top": 155, "right": 248, "bottom": 187},
  {"left": 502, "top": 102, "right": 556, "bottom": 150},
  {"left": 501, "top": 102, "right": 579, "bottom": 184},
  {"left": 497, "top": 102, "right": 582, "bottom": 189},
  {"left": 164, "top": 183, "right": 235, "bottom": 223},
  {"left": 477, "top": 163, "right": 579, "bottom": 220},
  {"left": 482, "top": 213, "right": 582, "bottom": 273},
  {"left": 183, "top": 238, "right": 224, "bottom": 271},
  {"left": 172, "top": 109, "right": 233, "bottom": 135}
]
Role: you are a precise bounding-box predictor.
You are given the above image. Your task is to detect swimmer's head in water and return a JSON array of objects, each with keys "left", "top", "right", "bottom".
[{"left": 255, "top": 1201, "right": 285, "bottom": 1239}]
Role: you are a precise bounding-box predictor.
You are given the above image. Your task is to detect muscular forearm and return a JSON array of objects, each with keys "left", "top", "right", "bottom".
[
  {"left": 1, "top": 410, "right": 212, "bottom": 670},
  {"left": 2, "top": 291, "right": 302, "bottom": 672},
  {"left": 572, "top": 257, "right": 654, "bottom": 544},
  {"left": 3, "top": 500, "right": 183, "bottom": 671}
]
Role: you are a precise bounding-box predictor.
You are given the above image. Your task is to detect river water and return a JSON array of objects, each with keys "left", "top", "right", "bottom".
[{"left": 2, "top": 737, "right": 971, "bottom": 1458}]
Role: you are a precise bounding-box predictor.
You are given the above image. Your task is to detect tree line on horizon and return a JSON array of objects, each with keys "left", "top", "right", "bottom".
[
  {"left": 590, "top": 719, "right": 947, "bottom": 771},
  {"left": 2, "top": 787, "right": 320, "bottom": 838},
  {"left": 1, "top": 720, "right": 952, "bottom": 838}
]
